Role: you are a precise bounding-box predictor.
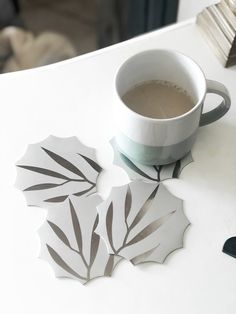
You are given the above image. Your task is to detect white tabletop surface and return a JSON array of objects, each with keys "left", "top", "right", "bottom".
[{"left": 1, "top": 19, "right": 236, "bottom": 314}]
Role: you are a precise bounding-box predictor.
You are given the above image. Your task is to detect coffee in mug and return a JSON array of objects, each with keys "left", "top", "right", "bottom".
[{"left": 122, "top": 80, "right": 194, "bottom": 119}]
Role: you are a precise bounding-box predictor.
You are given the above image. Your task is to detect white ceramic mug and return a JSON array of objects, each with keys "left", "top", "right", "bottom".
[{"left": 114, "top": 49, "right": 231, "bottom": 165}]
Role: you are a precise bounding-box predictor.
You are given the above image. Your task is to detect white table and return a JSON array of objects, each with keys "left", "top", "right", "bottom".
[{"left": 1, "top": 19, "right": 236, "bottom": 314}]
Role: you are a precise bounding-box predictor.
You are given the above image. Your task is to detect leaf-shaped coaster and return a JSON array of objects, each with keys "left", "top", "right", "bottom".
[
  {"left": 16, "top": 135, "right": 102, "bottom": 208},
  {"left": 111, "top": 138, "right": 193, "bottom": 183},
  {"left": 39, "top": 195, "right": 121, "bottom": 284},
  {"left": 96, "top": 181, "right": 190, "bottom": 264},
  {"left": 222, "top": 237, "right": 236, "bottom": 258}
]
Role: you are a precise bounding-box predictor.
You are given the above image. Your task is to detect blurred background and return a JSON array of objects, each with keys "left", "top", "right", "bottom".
[{"left": 0, "top": 0, "right": 217, "bottom": 72}]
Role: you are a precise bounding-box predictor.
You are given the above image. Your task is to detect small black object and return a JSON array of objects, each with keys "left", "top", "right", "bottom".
[{"left": 222, "top": 237, "right": 236, "bottom": 258}]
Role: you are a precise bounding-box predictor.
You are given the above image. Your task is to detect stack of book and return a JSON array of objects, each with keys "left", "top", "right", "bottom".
[
  {"left": 197, "top": 0, "right": 236, "bottom": 67},
  {"left": 227, "top": 0, "right": 236, "bottom": 14}
]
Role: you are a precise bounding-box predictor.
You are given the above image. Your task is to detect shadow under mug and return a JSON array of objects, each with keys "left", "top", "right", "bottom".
[{"left": 114, "top": 49, "right": 231, "bottom": 165}]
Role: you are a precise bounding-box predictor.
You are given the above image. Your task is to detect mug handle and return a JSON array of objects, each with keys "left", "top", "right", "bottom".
[{"left": 200, "top": 79, "right": 231, "bottom": 127}]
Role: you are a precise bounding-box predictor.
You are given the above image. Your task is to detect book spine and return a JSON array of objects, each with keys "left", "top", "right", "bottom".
[
  {"left": 210, "top": 5, "right": 235, "bottom": 42},
  {"left": 201, "top": 8, "right": 231, "bottom": 55},
  {"left": 197, "top": 13, "right": 227, "bottom": 66},
  {"left": 218, "top": 0, "right": 236, "bottom": 30}
]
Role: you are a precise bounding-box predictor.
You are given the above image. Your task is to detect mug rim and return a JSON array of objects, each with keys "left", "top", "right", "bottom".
[{"left": 115, "top": 49, "right": 207, "bottom": 122}]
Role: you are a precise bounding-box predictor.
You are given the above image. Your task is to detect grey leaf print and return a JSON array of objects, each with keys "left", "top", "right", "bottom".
[
  {"left": 131, "top": 244, "right": 160, "bottom": 265},
  {"left": 47, "top": 220, "right": 71, "bottom": 247},
  {"left": 172, "top": 160, "right": 181, "bottom": 178},
  {"left": 46, "top": 244, "right": 86, "bottom": 280},
  {"left": 129, "top": 185, "right": 159, "bottom": 230},
  {"left": 17, "top": 165, "right": 69, "bottom": 180},
  {"left": 106, "top": 202, "right": 116, "bottom": 254},
  {"left": 73, "top": 185, "right": 95, "bottom": 197},
  {"left": 153, "top": 165, "right": 162, "bottom": 181},
  {"left": 78, "top": 153, "right": 102, "bottom": 173},
  {"left": 125, "top": 185, "right": 132, "bottom": 221},
  {"left": 126, "top": 210, "right": 176, "bottom": 246},
  {"left": 69, "top": 199, "right": 83, "bottom": 253},
  {"left": 89, "top": 233, "right": 100, "bottom": 266},
  {"left": 44, "top": 195, "right": 69, "bottom": 203},
  {"left": 120, "top": 153, "right": 156, "bottom": 181},
  {"left": 89, "top": 216, "right": 100, "bottom": 267},
  {"left": 24, "top": 183, "right": 61, "bottom": 191},
  {"left": 41, "top": 147, "right": 86, "bottom": 179},
  {"left": 104, "top": 255, "right": 115, "bottom": 276}
]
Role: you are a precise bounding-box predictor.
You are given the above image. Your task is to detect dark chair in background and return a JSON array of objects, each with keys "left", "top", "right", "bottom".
[
  {"left": 0, "top": 0, "right": 21, "bottom": 28},
  {"left": 98, "top": 0, "right": 179, "bottom": 47},
  {"left": 0, "top": 0, "right": 179, "bottom": 66}
]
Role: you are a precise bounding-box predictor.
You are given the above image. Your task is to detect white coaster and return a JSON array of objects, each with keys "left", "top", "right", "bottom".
[
  {"left": 96, "top": 181, "right": 190, "bottom": 264},
  {"left": 39, "top": 195, "right": 121, "bottom": 284},
  {"left": 16, "top": 135, "right": 102, "bottom": 208}
]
